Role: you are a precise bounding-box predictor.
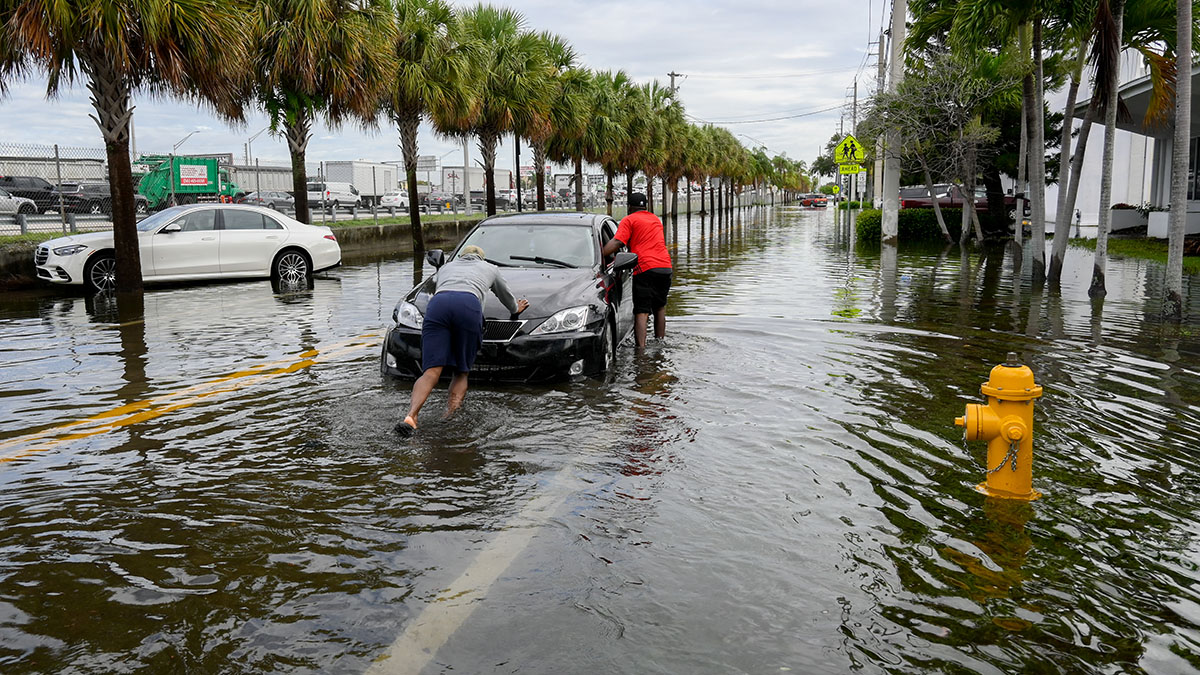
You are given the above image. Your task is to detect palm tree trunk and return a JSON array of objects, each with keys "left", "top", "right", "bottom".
[
  {"left": 1166, "top": 0, "right": 1191, "bottom": 317},
  {"left": 1091, "top": 0, "right": 1126, "bottom": 298},
  {"left": 1015, "top": 27, "right": 1029, "bottom": 248},
  {"left": 626, "top": 170, "right": 634, "bottom": 199},
  {"left": 1049, "top": 41, "right": 1090, "bottom": 285},
  {"left": 1029, "top": 16, "right": 1048, "bottom": 285},
  {"left": 85, "top": 59, "right": 142, "bottom": 293},
  {"left": 709, "top": 179, "right": 715, "bottom": 216},
  {"left": 671, "top": 182, "right": 678, "bottom": 220},
  {"left": 574, "top": 156, "right": 584, "bottom": 212},
  {"left": 285, "top": 113, "right": 313, "bottom": 225},
  {"left": 647, "top": 176, "right": 654, "bottom": 213},
  {"left": 478, "top": 130, "right": 498, "bottom": 216},
  {"left": 606, "top": 171, "right": 614, "bottom": 216},
  {"left": 661, "top": 176, "right": 668, "bottom": 217},
  {"left": 398, "top": 110, "right": 424, "bottom": 257},
  {"left": 1061, "top": 98, "right": 1100, "bottom": 251},
  {"left": 534, "top": 142, "right": 547, "bottom": 210}
]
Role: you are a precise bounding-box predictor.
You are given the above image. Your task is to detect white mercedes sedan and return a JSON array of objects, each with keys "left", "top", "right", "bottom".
[{"left": 33, "top": 204, "right": 342, "bottom": 292}]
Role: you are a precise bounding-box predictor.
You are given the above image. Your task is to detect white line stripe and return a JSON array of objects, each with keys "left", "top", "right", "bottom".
[{"left": 366, "top": 468, "right": 577, "bottom": 675}]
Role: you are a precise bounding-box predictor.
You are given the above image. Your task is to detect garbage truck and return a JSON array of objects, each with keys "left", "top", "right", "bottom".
[{"left": 135, "top": 155, "right": 241, "bottom": 210}]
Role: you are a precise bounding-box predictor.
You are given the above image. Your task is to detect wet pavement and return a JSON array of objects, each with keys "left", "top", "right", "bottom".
[{"left": 2, "top": 207, "right": 1200, "bottom": 673}]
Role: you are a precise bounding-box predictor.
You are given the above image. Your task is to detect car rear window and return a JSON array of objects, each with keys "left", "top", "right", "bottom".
[{"left": 224, "top": 211, "right": 270, "bottom": 230}]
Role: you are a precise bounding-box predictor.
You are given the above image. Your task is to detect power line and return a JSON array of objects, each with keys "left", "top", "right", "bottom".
[
  {"left": 685, "top": 66, "right": 860, "bottom": 80},
  {"left": 688, "top": 104, "right": 843, "bottom": 125}
]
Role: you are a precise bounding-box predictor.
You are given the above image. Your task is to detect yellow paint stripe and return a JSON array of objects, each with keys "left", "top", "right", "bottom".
[{"left": 0, "top": 335, "right": 378, "bottom": 464}]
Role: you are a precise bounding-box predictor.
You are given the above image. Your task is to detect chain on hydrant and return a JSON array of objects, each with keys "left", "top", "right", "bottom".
[{"left": 954, "top": 352, "right": 1043, "bottom": 500}]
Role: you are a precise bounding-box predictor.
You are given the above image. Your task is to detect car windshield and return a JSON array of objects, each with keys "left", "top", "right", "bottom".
[
  {"left": 135, "top": 207, "right": 193, "bottom": 232},
  {"left": 457, "top": 224, "right": 596, "bottom": 268}
]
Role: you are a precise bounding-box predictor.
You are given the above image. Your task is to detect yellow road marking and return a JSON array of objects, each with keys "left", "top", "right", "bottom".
[{"left": 0, "top": 334, "right": 379, "bottom": 464}]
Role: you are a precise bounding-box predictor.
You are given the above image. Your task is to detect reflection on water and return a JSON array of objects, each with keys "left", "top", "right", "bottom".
[{"left": 1, "top": 207, "right": 1200, "bottom": 672}]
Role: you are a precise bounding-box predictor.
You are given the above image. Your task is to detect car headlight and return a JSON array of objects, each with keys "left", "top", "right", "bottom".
[
  {"left": 52, "top": 244, "right": 88, "bottom": 256},
  {"left": 393, "top": 300, "right": 423, "bottom": 329},
  {"left": 530, "top": 305, "right": 592, "bottom": 335}
]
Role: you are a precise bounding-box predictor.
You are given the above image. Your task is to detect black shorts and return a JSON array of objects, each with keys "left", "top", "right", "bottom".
[{"left": 632, "top": 268, "right": 672, "bottom": 314}]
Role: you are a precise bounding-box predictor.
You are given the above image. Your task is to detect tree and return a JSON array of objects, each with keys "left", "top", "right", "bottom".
[
  {"left": 1, "top": 0, "right": 248, "bottom": 293},
  {"left": 458, "top": 5, "right": 553, "bottom": 217},
  {"left": 387, "top": 0, "right": 475, "bottom": 258},
  {"left": 530, "top": 32, "right": 585, "bottom": 211},
  {"left": 1165, "top": 0, "right": 1191, "bottom": 317},
  {"left": 1091, "top": 0, "right": 1127, "bottom": 298}
]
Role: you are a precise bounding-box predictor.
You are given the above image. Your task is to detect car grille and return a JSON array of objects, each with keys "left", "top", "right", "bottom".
[
  {"left": 482, "top": 320, "right": 524, "bottom": 343},
  {"left": 34, "top": 247, "right": 49, "bottom": 265}
]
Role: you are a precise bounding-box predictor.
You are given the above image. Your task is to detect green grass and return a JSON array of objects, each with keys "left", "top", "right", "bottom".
[
  {"left": 1070, "top": 237, "right": 1200, "bottom": 274},
  {"left": 0, "top": 232, "right": 62, "bottom": 248}
]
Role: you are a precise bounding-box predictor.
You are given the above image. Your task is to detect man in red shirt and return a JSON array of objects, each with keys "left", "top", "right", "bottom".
[{"left": 602, "top": 192, "right": 673, "bottom": 348}]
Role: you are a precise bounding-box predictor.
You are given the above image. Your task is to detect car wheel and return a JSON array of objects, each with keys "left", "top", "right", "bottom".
[
  {"left": 84, "top": 253, "right": 117, "bottom": 292},
  {"left": 330, "top": 200, "right": 340, "bottom": 212},
  {"left": 273, "top": 249, "right": 311, "bottom": 285},
  {"left": 135, "top": 200, "right": 148, "bottom": 215},
  {"left": 88, "top": 201, "right": 104, "bottom": 215},
  {"left": 17, "top": 203, "right": 34, "bottom": 215},
  {"left": 268, "top": 202, "right": 277, "bottom": 211},
  {"left": 597, "top": 316, "right": 616, "bottom": 376}
]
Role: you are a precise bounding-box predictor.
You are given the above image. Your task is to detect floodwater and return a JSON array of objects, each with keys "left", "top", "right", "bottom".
[{"left": 2, "top": 207, "right": 1200, "bottom": 674}]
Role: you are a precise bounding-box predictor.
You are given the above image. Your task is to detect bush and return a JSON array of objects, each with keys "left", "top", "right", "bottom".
[
  {"left": 836, "top": 200, "right": 865, "bottom": 210},
  {"left": 854, "top": 208, "right": 963, "bottom": 243}
]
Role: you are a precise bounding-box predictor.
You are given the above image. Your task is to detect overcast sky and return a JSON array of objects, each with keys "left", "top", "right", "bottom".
[{"left": 0, "top": 0, "right": 881, "bottom": 176}]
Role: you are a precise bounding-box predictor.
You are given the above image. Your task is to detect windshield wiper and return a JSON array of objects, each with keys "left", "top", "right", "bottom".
[
  {"left": 486, "top": 259, "right": 516, "bottom": 267},
  {"left": 510, "top": 255, "right": 577, "bottom": 269}
]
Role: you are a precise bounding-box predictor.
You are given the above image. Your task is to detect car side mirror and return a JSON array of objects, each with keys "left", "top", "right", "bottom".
[
  {"left": 426, "top": 249, "right": 445, "bottom": 268},
  {"left": 161, "top": 223, "right": 181, "bottom": 234},
  {"left": 613, "top": 251, "right": 638, "bottom": 272}
]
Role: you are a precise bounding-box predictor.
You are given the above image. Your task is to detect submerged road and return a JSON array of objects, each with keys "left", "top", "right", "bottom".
[{"left": 3, "top": 207, "right": 1200, "bottom": 673}]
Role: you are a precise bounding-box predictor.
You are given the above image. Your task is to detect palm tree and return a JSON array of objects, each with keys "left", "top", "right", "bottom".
[
  {"left": 593, "top": 70, "right": 635, "bottom": 215},
  {"left": 252, "top": 0, "right": 395, "bottom": 226},
  {"left": 1165, "top": 0, "right": 1191, "bottom": 318},
  {"left": 1, "top": 0, "right": 248, "bottom": 292},
  {"left": 387, "top": 0, "right": 475, "bottom": 258},
  {"left": 1091, "top": 0, "right": 1126, "bottom": 298},
  {"left": 458, "top": 5, "right": 554, "bottom": 217},
  {"left": 529, "top": 31, "right": 585, "bottom": 211}
]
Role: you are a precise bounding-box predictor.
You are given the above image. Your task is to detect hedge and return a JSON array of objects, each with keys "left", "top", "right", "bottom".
[{"left": 855, "top": 208, "right": 963, "bottom": 243}]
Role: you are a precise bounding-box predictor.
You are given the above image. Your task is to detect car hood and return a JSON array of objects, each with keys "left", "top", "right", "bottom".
[
  {"left": 406, "top": 267, "right": 602, "bottom": 320},
  {"left": 37, "top": 231, "right": 115, "bottom": 249}
]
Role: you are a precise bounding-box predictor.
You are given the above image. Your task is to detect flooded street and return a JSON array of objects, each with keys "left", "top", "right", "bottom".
[{"left": 3, "top": 207, "right": 1200, "bottom": 673}]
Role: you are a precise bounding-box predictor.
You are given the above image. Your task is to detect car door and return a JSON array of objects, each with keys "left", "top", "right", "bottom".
[
  {"left": 150, "top": 208, "right": 221, "bottom": 277},
  {"left": 0, "top": 188, "right": 18, "bottom": 213},
  {"left": 600, "top": 219, "right": 634, "bottom": 338},
  {"left": 219, "top": 209, "right": 285, "bottom": 275}
]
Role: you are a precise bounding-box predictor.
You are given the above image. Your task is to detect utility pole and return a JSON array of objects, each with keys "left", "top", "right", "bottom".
[
  {"left": 667, "top": 70, "right": 682, "bottom": 93},
  {"left": 852, "top": 77, "right": 858, "bottom": 206},
  {"left": 880, "top": 0, "right": 907, "bottom": 244},
  {"left": 874, "top": 29, "right": 885, "bottom": 208}
]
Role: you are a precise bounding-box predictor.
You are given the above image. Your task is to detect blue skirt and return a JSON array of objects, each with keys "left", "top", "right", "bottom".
[{"left": 421, "top": 291, "right": 484, "bottom": 373}]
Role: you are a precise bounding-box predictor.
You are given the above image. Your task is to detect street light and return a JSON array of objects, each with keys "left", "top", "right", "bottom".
[
  {"left": 173, "top": 130, "right": 203, "bottom": 154},
  {"left": 245, "top": 126, "right": 269, "bottom": 165}
]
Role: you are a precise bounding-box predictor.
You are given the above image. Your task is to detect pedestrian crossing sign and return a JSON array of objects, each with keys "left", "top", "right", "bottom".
[
  {"left": 835, "top": 134, "right": 864, "bottom": 164},
  {"left": 839, "top": 163, "right": 862, "bottom": 175}
]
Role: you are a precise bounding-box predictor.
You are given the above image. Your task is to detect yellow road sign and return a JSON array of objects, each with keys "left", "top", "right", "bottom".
[
  {"left": 831, "top": 185, "right": 840, "bottom": 194},
  {"left": 835, "top": 134, "right": 865, "bottom": 164},
  {"left": 839, "top": 163, "right": 861, "bottom": 175}
]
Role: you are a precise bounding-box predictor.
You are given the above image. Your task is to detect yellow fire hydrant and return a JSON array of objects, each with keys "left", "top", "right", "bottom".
[{"left": 954, "top": 352, "right": 1043, "bottom": 500}]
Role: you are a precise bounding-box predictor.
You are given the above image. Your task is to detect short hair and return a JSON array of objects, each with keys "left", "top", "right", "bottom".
[{"left": 460, "top": 245, "right": 485, "bottom": 259}]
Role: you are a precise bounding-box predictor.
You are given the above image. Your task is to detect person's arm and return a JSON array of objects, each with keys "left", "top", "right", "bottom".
[
  {"left": 489, "top": 268, "right": 527, "bottom": 315},
  {"left": 603, "top": 217, "right": 631, "bottom": 257}
]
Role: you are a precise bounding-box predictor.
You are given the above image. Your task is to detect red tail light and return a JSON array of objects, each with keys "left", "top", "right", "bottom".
[{"left": 324, "top": 234, "right": 336, "bottom": 241}]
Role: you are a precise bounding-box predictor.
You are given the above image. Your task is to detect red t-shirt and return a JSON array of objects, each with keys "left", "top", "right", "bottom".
[{"left": 614, "top": 210, "right": 672, "bottom": 274}]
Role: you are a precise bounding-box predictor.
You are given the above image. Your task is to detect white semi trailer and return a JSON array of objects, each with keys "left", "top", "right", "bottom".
[{"left": 323, "top": 161, "right": 397, "bottom": 207}]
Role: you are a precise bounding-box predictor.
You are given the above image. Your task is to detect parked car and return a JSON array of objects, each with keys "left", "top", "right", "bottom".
[
  {"left": 380, "top": 191, "right": 409, "bottom": 209},
  {"left": 899, "top": 184, "right": 1019, "bottom": 213},
  {"left": 421, "top": 191, "right": 458, "bottom": 213},
  {"left": 0, "top": 175, "right": 57, "bottom": 211},
  {"left": 49, "top": 182, "right": 149, "bottom": 215},
  {"left": 33, "top": 204, "right": 341, "bottom": 292},
  {"left": 306, "top": 181, "right": 361, "bottom": 211},
  {"left": 238, "top": 190, "right": 294, "bottom": 211},
  {"left": 381, "top": 212, "right": 639, "bottom": 382},
  {"left": 0, "top": 188, "right": 37, "bottom": 214}
]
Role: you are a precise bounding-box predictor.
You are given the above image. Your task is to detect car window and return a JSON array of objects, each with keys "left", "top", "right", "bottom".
[
  {"left": 0, "top": 189, "right": 9, "bottom": 198},
  {"left": 223, "top": 210, "right": 267, "bottom": 230},
  {"left": 457, "top": 224, "right": 597, "bottom": 268},
  {"left": 307, "top": 183, "right": 324, "bottom": 192},
  {"left": 172, "top": 210, "right": 217, "bottom": 232}
]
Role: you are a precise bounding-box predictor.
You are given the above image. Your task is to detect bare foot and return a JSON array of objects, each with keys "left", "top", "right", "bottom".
[{"left": 395, "top": 415, "right": 418, "bottom": 438}]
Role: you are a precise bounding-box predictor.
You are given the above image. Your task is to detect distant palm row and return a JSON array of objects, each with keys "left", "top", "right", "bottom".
[{"left": 0, "top": 0, "right": 811, "bottom": 291}]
